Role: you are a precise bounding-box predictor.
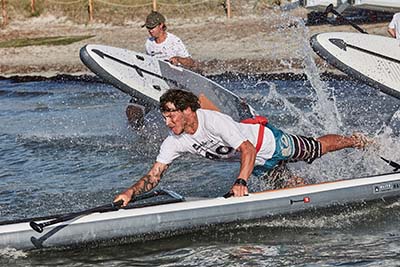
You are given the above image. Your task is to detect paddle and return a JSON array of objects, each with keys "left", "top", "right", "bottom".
[
  {"left": 324, "top": 4, "right": 368, "bottom": 34},
  {"left": 29, "top": 190, "right": 164, "bottom": 233}
]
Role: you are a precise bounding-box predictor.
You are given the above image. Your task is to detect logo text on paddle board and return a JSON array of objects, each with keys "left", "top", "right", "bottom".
[{"left": 373, "top": 182, "right": 400, "bottom": 194}]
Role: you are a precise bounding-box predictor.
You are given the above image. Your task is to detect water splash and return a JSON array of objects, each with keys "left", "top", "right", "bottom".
[
  {"left": 0, "top": 247, "right": 27, "bottom": 259},
  {"left": 259, "top": 10, "right": 343, "bottom": 135}
]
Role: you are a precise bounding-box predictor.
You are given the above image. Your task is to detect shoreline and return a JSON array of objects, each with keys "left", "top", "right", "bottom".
[
  {"left": 0, "top": 10, "right": 390, "bottom": 78},
  {"left": 0, "top": 70, "right": 352, "bottom": 83}
]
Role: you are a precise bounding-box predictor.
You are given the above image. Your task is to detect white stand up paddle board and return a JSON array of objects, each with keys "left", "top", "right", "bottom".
[
  {"left": 311, "top": 32, "right": 400, "bottom": 99},
  {"left": 80, "top": 44, "right": 256, "bottom": 121}
]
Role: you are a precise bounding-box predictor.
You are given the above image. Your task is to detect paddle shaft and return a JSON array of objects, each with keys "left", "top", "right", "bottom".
[
  {"left": 29, "top": 200, "right": 123, "bottom": 233},
  {"left": 30, "top": 190, "right": 163, "bottom": 233},
  {"left": 325, "top": 4, "right": 368, "bottom": 34}
]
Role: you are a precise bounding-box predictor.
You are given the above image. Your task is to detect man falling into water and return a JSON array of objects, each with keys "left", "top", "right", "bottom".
[{"left": 115, "top": 89, "right": 371, "bottom": 206}]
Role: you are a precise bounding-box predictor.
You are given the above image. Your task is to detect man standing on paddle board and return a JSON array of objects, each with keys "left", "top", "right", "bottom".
[
  {"left": 115, "top": 89, "right": 371, "bottom": 206},
  {"left": 388, "top": 12, "right": 400, "bottom": 41},
  {"left": 142, "top": 11, "right": 195, "bottom": 68}
]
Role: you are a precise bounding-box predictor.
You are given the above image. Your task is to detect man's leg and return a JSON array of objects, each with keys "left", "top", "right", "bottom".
[
  {"left": 317, "top": 133, "right": 372, "bottom": 155},
  {"left": 261, "top": 162, "right": 305, "bottom": 189}
]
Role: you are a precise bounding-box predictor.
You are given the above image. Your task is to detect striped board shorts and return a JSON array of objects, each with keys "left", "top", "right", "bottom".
[
  {"left": 288, "top": 134, "right": 322, "bottom": 164},
  {"left": 260, "top": 124, "right": 322, "bottom": 170},
  {"left": 253, "top": 124, "right": 322, "bottom": 187}
]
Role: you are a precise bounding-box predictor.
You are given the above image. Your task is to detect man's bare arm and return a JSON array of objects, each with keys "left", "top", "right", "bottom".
[
  {"left": 388, "top": 28, "right": 396, "bottom": 38},
  {"left": 230, "top": 140, "right": 256, "bottom": 197},
  {"left": 169, "top": 56, "right": 195, "bottom": 68},
  {"left": 114, "top": 161, "right": 168, "bottom": 206}
]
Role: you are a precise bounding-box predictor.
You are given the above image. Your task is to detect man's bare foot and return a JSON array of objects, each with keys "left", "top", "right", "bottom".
[{"left": 351, "top": 132, "right": 374, "bottom": 149}]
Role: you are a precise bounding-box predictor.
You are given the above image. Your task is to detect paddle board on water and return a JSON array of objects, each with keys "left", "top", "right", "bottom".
[
  {"left": 310, "top": 32, "right": 400, "bottom": 99},
  {"left": 1, "top": 172, "right": 400, "bottom": 250},
  {"left": 79, "top": 44, "right": 256, "bottom": 121}
]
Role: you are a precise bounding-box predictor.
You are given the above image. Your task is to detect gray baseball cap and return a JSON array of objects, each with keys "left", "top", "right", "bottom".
[{"left": 141, "top": 11, "right": 165, "bottom": 28}]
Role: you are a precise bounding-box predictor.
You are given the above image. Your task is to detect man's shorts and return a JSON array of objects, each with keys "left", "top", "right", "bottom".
[{"left": 253, "top": 124, "right": 322, "bottom": 181}]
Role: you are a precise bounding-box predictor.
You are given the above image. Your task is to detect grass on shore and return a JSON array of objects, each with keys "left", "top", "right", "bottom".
[{"left": 0, "top": 35, "right": 95, "bottom": 48}]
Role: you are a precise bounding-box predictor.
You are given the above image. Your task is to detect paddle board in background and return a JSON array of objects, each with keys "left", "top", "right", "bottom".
[
  {"left": 310, "top": 32, "right": 400, "bottom": 99},
  {"left": 79, "top": 44, "right": 256, "bottom": 121}
]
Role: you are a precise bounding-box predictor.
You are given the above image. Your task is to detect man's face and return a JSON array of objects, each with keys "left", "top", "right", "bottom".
[
  {"left": 162, "top": 102, "right": 185, "bottom": 135},
  {"left": 147, "top": 23, "right": 163, "bottom": 38}
]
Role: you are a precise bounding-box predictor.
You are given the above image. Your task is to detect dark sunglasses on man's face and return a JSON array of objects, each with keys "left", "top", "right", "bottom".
[{"left": 146, "top": 24, "right": 159, "bottom": 30}]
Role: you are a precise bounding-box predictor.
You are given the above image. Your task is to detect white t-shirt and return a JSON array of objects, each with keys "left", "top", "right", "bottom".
[
  {"left": 145, "top": 32, "right": 190, "bottom": 61},
  {"left": 389, "top": 13, "right": 400, "bottom": 40},
  {"left": 156, "top": 109, "right": 276, "bottom": 166}
]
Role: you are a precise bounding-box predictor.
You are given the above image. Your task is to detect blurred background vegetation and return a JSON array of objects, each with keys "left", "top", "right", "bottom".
[{"left": 1, "top": 0, "right": 288, "bottom": 25}]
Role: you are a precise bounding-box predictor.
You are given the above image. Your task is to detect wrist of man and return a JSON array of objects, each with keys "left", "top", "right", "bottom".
[
  {"left": 125, "top": 188, "right": 135, "bottom": 199},
  {"left": 234, "top": 178, "right": 248, "bottom": 187}
]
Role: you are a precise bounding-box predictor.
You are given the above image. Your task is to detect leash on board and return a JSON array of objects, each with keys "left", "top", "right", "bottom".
[{"left": 380, "top": 157, "right": 400, "bottom": 172}]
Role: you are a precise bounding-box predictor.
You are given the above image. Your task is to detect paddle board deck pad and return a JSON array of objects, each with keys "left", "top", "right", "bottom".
[
  {"left": 310, "top": 32, "right": 400, "bottom": 99},
  {"left": 1, "top": 172, "right": 400, "bottom": 250},
  {"left": 80, "top": 44, "right": 256, "bottom": 121}
]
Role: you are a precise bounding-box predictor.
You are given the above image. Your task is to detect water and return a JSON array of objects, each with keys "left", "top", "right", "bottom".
[
  {"left": 2, "top": 14, "right": 400, "bottom": 267},
  {"left": 1, "top": 72, "right": 400, "bottom": 266}
]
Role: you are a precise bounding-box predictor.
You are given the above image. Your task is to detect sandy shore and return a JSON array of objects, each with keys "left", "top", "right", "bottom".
[{"left": 0, "top": 9, "right": 390, "bottom": 78}]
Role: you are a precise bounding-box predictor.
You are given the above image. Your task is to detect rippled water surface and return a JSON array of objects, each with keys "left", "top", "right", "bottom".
[
  {"left": 1, "top": 13, "right": 400, "bottom": 265},
  {"left": 1, "top": 71, "right": 400, "bottom": 266}
]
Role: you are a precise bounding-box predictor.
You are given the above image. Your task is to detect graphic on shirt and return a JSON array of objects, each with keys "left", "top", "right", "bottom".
[
  {"left": 192, "top": 139, "right": 235, "bottom": 160},
  {"left": 145, "top": 33, "right": 190, "bottom": 61},
  {"left": 149, "top": 51, "right": 163, "bottom": 57}
]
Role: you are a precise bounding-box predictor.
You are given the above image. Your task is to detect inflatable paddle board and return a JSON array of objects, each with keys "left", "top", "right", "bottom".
[
  {"left": 80, "top": 45, "right": 256, "bottom": 121},
  {"left": 2, "top": 172, "right": 400, "bottom": 250},
  {"left": 0, "top": 173, "right": 400, "bottom": 250},
  {"left": 310, "top": 32, "right": 400, "bottom": 99}
]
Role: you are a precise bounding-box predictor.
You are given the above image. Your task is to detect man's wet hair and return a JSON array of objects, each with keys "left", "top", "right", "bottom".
[{"left": 160, "top": 89, "right": 201, "bottom": 112}]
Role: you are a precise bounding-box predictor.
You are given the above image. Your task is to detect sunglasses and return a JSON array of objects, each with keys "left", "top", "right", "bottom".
[{"left": 146, "top": 24, "right": 160, "bottom": 30}]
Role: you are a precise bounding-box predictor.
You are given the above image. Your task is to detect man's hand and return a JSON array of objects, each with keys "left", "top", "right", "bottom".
[
  {"left": 169, "top": 56, "right": 181, "bottom": 65},
  {"left": 230, "top": 182, "right": 248, "bottom": 197},
  {"left": 168, "top": 56, "right": 195, "bottom": 68},
  {"left": 114, "top": 189, "right": 133, "bottom": 207}
]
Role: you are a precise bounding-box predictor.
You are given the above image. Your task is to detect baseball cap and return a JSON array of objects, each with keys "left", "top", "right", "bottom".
[{"left": 141, "top": 11, "right": 165, "bottom": 28}]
